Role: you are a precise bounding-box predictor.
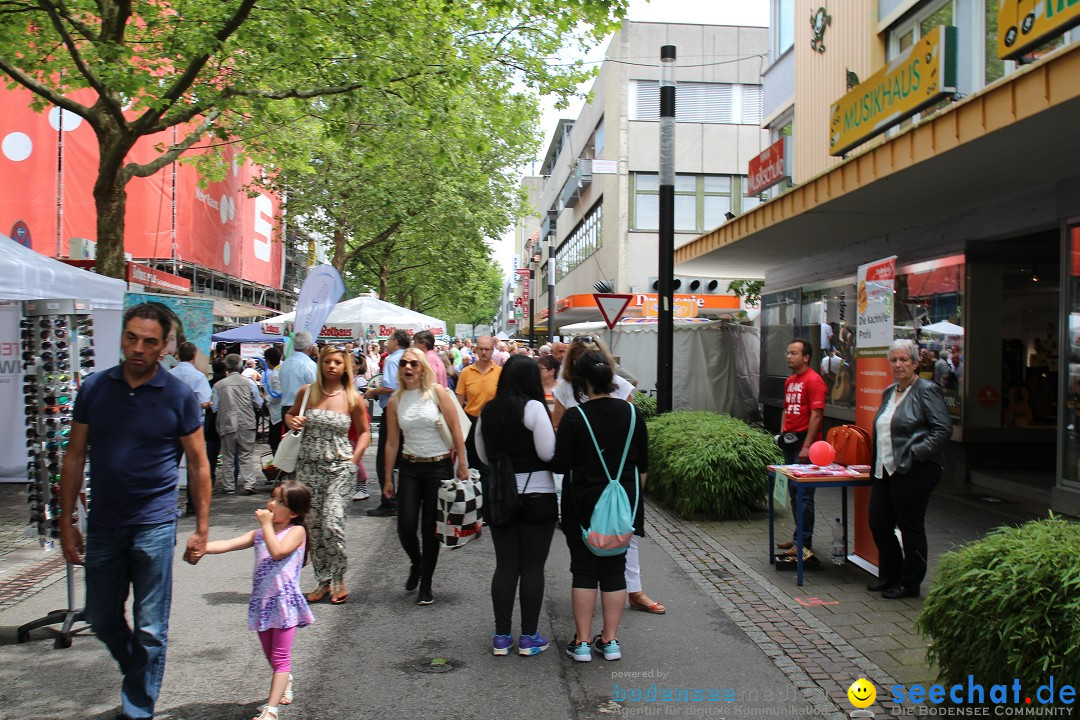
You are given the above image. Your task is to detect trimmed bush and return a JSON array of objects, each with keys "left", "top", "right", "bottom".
[
  {"left": 646, "top": 411, "right": 780, "bottom": 518},
  {"left": 633, "top": 392, "right": 657, "bottom": 421},
  {"left": 915, "top": 515, "right": 1080, "bottom": 686}
]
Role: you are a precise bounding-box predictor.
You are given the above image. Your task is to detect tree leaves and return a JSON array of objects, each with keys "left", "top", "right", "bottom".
[{"left": 0, "top": 0, "right": 629, "bottom": 278}]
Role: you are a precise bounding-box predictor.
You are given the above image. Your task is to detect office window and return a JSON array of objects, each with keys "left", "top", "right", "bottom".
[
  {"left": 555, "top": 201, "right": 603, "bottom": 282},
  {"left": 774, "top": 0, "right": 794, "bottom": 58},
  {"left": 703, "top": 176, "right": 733, "bottom": 230},
  {"left": 633, "top": 173, "right": 753, "bottom": 232},
  {"left": 888, "top": 0, "right": 954, "bottom": 127},
  {"left": 630, "top": 81, "right": 762, "bottom": 125}
]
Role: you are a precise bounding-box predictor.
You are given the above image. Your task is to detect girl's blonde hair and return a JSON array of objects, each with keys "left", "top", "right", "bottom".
[
  {"left": 310, "top": 346, "right": 362, "bottom": 409},
  {"left": 391, "top": 347, "right": 436, "bottom": 398},
  {"left": 561, "top": 335, "right": 617, "bottom": 382}
]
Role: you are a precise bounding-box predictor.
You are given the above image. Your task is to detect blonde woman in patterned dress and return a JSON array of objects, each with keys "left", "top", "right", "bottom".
[{"left": 285, "top": 345, "right": 371, "bottom": 605}]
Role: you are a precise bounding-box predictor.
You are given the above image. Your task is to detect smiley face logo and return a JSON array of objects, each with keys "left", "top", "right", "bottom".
[{"left": 848, "top": 678, "right": 876, "bottom": 708}]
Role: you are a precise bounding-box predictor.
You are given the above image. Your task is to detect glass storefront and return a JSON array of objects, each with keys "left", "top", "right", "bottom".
[
  {"left": 1062, "top": 226, "right": 1080, "bottom": 489},
  {"left": 800, "top": 281, "right": 857, "bottom": 410},
  {"left": 895, "top": 256, "right": 965, "bottom": 423}
]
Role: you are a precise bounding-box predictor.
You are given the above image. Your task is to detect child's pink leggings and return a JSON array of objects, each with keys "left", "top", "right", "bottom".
[{"left": 258, "top": 627, "right": 296, "bottom": 673}]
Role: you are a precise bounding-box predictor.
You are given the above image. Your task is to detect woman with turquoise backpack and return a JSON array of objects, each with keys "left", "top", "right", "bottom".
[{"left": 552, "top": 350, "right": 649, "bottom": 663}]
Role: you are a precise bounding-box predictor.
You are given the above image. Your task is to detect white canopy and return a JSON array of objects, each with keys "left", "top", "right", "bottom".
[
  {"left": 261, "top": 293, "right": 446, "bottom": 341},
  {"left": 920, "top": 320, "right": 964, "bottom": 336},
  {"left": 1, "top": 234, "right": 128, "bottom": 482}
]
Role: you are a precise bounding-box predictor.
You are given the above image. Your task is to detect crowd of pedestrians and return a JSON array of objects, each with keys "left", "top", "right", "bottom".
[{"left": 56, "top": 307, "right": 665, "bottom": 720}]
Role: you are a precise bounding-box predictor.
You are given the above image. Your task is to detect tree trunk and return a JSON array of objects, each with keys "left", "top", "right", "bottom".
[
  {"left": 93, "top": 124, "right": 135, "bottom": 279},
  {"left": 331, "top": 225, "right": 347, "bottom": 272}
]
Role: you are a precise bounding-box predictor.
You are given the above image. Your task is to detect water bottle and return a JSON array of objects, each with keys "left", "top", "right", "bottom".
[{"left": 831, "top": 517, "right": 845, "bottom": 566}]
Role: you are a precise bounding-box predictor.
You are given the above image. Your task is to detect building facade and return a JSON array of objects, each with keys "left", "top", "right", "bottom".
[
  {"left": 677, "top": 0, "right": 1080, "bottom": 514},
  {"left": 527, "top": 21, "right": 770, "bottom": 332}
]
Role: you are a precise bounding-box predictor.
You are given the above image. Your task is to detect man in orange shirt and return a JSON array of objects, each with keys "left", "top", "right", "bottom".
[{"left": 457, "top": 335, "right": 501, "bottom": 510}]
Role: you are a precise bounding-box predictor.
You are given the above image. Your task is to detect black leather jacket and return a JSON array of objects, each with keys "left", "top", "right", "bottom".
[{"left": 871, "top": 377, "right": 952, "bottom": 475}]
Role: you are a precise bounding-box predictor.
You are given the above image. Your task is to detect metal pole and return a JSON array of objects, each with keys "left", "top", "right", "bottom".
[
  {"left": 529, "top": 267, "right": 536, "bottom": 347},
  {"left": 547, "top": 234, "right": 556, "bottom": 344},
  {"left": 657, "top": 45, "right": 676, "bottom": 414}
]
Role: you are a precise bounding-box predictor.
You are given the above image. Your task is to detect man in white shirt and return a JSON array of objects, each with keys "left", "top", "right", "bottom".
[{"left": 279, "top": 331, "right": 318, "bottom": 409}]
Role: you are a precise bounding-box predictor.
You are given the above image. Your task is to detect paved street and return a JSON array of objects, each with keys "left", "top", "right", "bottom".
[{"left": 0, "top": 449, "right": 1047, "bottom": 720}]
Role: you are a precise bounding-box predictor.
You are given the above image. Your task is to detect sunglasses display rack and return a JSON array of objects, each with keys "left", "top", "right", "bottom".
[{"left": 17, "top": 298, "right": 93, "bottom": 649}]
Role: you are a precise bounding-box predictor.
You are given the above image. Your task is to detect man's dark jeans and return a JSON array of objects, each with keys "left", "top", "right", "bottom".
[
  {"left": 84, "top": 521, "right": 177, "bottom": 719},
  {"left": 781, "top": 432, "right": 815, "bottom": 547}
]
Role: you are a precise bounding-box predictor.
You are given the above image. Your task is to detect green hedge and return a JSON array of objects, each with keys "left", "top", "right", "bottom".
[
  {"left": 632, "top": 392, "right": 657, "bottom": 421},
  {"left": 916, "top": 515, "right": 1080, "bottom": 686},
  {"left": 646, "top": 411, "right": 780, "bottom": 518}
]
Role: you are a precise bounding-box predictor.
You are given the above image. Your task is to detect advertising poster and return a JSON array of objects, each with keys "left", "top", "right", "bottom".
[
  {"left": 852, "top": 256, "right": 897, "bottom": 571},
  {"left": 125, "top": 293, "right": 214, "bottom": 373}
]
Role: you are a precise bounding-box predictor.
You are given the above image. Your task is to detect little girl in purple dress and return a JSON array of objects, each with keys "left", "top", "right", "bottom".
[{"left": 207, "top": 479, "right": 315, "bottom": 720}]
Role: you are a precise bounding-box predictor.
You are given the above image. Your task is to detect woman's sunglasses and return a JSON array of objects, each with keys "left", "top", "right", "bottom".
[{"left": 401, "top": 359, "right": 422, "bottom": 368}]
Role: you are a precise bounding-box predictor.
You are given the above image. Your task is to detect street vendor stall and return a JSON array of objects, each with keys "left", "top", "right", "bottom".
[{"left": 261, "top": 293, "right": 446, "bottom": 341}]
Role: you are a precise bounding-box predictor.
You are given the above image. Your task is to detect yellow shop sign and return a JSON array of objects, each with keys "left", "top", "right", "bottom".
[
  {"left": 829, "top": 25, "right": 958, "bottom": 157},
  {"left": 998, "top": 0, "right": 1080, "bottom": 59}
]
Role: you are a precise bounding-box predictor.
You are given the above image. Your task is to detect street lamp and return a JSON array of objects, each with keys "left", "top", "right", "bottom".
[{"left": 657, "top": 44, "right": 676, "bottom": 414}]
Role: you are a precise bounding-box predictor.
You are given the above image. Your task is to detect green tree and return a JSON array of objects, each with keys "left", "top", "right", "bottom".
[{"left": 0, "top": 0, "right": 627, "bottom": 278}]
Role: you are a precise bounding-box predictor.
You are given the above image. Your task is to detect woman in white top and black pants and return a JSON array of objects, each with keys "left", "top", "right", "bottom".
[
  {"left": 383, "top": 347, "right": 469, "bottom": 606},
  {"left": 476, "top": 355, "right": 558, "bottom": 657},
  {"left": 869, "top": 339, "right": 951, "bottom": 600}
]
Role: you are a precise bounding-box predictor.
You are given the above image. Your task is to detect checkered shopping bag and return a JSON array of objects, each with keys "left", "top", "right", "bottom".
[{"left": 436, "top": 468, "right": 483, "bottom": 549}]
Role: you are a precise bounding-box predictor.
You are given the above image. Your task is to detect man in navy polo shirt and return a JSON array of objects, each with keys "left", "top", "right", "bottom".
[{"left": 59, "top": 302, "right": 211, "bottom": 720}]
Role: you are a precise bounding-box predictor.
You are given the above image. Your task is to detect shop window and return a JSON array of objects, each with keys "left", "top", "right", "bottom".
[
  {"left": 801, "top": 282, "right": 857, "bottom": 410},
  {"left": 1064, "top": 226, "right": 1080, "bottom": 487},
  {"left": 762, "top": 288, "right": 802, "bottom": 378},
  {"left": 894, "top": 256, "right": 965, "bottom": 423}
]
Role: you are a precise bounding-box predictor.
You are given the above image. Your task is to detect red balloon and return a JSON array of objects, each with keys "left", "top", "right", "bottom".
[{"left": 808, "top": 440, "right": 836, "bottom": 466}]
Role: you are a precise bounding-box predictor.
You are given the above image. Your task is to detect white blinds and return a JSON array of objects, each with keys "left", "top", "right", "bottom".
[{"left": 631, "top": 80, "right": 762, "bottom": 125}]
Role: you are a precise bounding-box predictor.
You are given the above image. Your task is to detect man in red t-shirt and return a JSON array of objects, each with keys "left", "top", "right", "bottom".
[{"left": 778, "top": 339, "right": 826, "bottom": 554}]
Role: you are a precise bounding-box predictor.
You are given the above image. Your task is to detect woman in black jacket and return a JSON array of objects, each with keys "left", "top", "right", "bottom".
[
  {"left": 476, "top": 355, "right": 557, "bottom": 657},
  {"left": 868, "top": 338, "right": 952, "bottom": 599},
  {"left": 552, "top": 351, "right": 648, "bottom": 663}
]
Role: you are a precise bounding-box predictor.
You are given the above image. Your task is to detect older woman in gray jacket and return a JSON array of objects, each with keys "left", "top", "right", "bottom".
[{"left": 868, "top": 338, "right": 952, "bottom": 600}]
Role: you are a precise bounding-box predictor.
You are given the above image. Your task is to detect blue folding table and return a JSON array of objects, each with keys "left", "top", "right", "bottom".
[{"left": 767, "top": 465, "right": 872, "bottom": 586}]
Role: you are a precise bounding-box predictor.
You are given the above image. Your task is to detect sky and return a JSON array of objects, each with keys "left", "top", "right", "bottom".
[{"left": 492, "top": 0, "right": 770, "bottom": 279}]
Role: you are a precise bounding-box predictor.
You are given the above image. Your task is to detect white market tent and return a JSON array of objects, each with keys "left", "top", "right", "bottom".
[
  {"left": 1, "top": 234, "right": 127, "bottom": 482},
  {"left": 261, "top": 293, "right": 447, "bottom": 341},
  {"left": 560, "top": 318, "right": 760, "bottom": 421},
  {"left": 920, "top": 320, "right": 964, "bottom": 336}
]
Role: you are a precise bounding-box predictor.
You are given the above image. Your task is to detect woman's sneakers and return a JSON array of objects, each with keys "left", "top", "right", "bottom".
[
  {"left": 416, "top": 585, "right": 434, "bottom": 605},
  {"left": 493, "top": 632, "right": 549, "bottom": 656},
  {"left": 492, "top": 634, "right": 514, "bottom": 656},
  {"left": 518, "top": 632, "right": 549, "bottom": 656},
  {"left": 565, "top": 639, "right": 592, "bottom": 662},
  {"left": 591, "top": 634, "right": 621, "bottom": 661}
]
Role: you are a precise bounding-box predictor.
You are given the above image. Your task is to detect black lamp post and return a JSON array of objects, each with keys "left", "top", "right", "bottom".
[{"left": 657, "top": 44, "right": 676, "bottom": 414}]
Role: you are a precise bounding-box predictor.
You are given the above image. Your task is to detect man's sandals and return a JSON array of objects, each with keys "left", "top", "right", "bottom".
[{"left": 776, "top": 540, "right": 804, "bottom": 557}]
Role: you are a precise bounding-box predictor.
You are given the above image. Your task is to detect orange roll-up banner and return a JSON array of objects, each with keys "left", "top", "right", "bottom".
[{"left": 852, "top": 256, "right": 897, "bottom": 572}]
